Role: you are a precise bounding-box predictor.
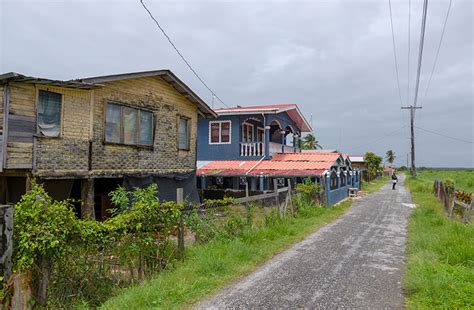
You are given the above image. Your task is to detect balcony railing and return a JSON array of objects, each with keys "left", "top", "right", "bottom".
[
  {"left": 269, "top": 142, "right": 300, "bottom": 155},
  {"left": 240, "top": 142, "right": 264, "bottom": 157}
]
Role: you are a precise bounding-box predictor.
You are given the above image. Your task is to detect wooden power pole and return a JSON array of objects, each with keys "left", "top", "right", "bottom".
[{"left": 401, "top": 106, "right": 422, "bottom": 177}]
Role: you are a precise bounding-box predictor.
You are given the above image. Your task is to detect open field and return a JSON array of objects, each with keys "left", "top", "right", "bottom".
[
  {"left": 415, "top": 169, "right": 474, "bottom": 192},
  {"left": 404, "top": 173, "right": 474, "bottom": 308}
]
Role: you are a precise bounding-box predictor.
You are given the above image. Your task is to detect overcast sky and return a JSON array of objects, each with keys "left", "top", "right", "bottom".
[{"left": 1, "top": 0, "right": 472, "bottom": 167}]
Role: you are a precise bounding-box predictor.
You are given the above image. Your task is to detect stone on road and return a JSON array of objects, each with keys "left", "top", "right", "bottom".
[{"left": 196, "top": 176, "right": 413, "bottom": 309}]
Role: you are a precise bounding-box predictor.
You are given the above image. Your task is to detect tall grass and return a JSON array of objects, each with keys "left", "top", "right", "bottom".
[
  {"left": 102, "top": 201, "right": 352, "bottom": 309},
  {"left": 416, "top": 169, "right": 474, "bottom": 192},
  {"left": 361, "top": 176, "right": 390, "bottom": 193},
  {"left": 404, "top": 175, "right": 474, "bottom": 308}
]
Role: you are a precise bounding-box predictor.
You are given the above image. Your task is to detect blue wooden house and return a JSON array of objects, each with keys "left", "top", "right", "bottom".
[
  {"left": 197, "top": 104, "right": 311, "bottom": 161},
  {"left": 196, "top": 104, "right": 360, "bottom": 206}
]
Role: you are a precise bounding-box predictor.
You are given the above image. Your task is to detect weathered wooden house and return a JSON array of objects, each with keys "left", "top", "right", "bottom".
[
  {"left": 195, "top": 104, "right": 360, "bottom": 206},
  {"left": 0, "top": 70, "right": 215, "bottom": 219}
]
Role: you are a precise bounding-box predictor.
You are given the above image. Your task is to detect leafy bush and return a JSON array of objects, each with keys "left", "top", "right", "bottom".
[{"left": 295, "top": 177, "right": 320, "bottom": 207}]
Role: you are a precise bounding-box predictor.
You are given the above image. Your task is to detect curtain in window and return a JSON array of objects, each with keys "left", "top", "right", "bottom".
[
  {"left": 105, "top": 104, "right": 122, "bottom": 143},
  {"left": 123, "top": 107, "right": 138, "bottom": 145},
  {"left": 210, "top": 123, "right": 220, "bottom": 143},
  {"left": 139, "top": 111, "right": 153, "bottom": 146},
  {"left": 38, "top": 91, "right": 61, "bottom": 137},
  {"left": 178, "top": 118, "right": 189, "bottom": 149},
  {"left": 221, "top": 122, "right": 230, "bottom": 143}
]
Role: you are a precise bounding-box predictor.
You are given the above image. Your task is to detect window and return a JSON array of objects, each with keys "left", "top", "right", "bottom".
[
  {"left": 330, "top": 171, "right": 338, "bottom": 190},
  {"left": 105, "top": 103, "right": 153, "bottom": 146},
  {"left": 340, "top": 171, "right": 346, "bottom": 186},
  {"left": 209, "top": 121, "right": 231, "bottom": 144},
  {"left": 38, "top": 90, "right": 62, "bottom": 137},
  {"left": 178, "top": 117, "right": 189, "bottom": 150},
  {"left": 242, "top": 123, "right": 254, "bottom": 142}
]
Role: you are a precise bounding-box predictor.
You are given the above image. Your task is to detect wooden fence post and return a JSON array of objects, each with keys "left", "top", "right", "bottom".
[
  {"left": 273, "top": 179, "right": 281, "bottom": 217},
  {"left": 0, "top": 205, "right": 13, "bottom": 281},
  {"left": 464, "top": 200, "right": 473, "bottom": 224},
  {"left": 177, "top": 188, "right": 184, "bottom": 259},
  {"left": 448, "top": 191, "right": 455, "bottom": 218}
]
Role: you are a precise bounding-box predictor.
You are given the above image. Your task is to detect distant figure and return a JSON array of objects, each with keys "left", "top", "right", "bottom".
[{"left": 392, "top": 172, "right": 398, "bottom": 190}]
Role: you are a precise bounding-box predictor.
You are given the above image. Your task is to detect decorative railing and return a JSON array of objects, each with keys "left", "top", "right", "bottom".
[
  {"left": 269, "top": 142, "right": 300, "bottom": 155},
  {"left": 240, "top": 142, "right": 264, "bottom": 157}
]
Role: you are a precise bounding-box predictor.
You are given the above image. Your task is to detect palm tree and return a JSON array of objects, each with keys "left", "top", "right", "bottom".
[
  {"left": 385, "top": 150, "right": 396, "bottom": 167},
  {"left": 302, "top": 134, "right": 322, "bottom": 150}
]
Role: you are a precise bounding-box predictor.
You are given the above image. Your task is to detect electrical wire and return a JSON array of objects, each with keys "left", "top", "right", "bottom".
[
  {"left": 139, "top": 0, "right": 229, "bottom": 108},
  {"left": 422, "top": 0, "right": 453, "bottom": 101},
  {"left": 413, "top": 0, "right": 429, "bottom": 108},
  {"left": 388, "top": 0, "right": 404, "bottom": 106},
  {"left": 415, "top": 126, "right": 473, "bottom": 144},
  {"left": 352, "top": 126, "right": 407, "bottom": 150}
]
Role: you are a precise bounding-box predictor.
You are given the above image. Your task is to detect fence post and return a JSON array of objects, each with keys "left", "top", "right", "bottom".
[
  {"left": 176, "top": 188, "right": 185, "bottom": 259},
  {"left": 287, "top": 179, "right": 294, "bottom": 215},
  {"left": 273, "top": 179, "right": 282, "bottom": 217},
  {"left": 448, "top": 191, "right": 455, "bottom": 218},
  {"left": 464, "top": 200, "right": 473, "bottom": 224},
  {"left": 0, "top": 205, "right": 13, "bottom": 282}
]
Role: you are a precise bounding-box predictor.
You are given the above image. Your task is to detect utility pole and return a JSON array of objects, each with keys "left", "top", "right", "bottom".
[{"left": 401, "top": 106, "right": 422, "bottom": 177}]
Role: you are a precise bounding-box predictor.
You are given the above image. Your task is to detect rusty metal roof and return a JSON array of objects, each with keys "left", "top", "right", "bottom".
[
  {"left": 0, "top": 72, "right": 99, "bottom": 89},
  {"left": 197, "top": 152, "right": 341, "bottom": 176}
]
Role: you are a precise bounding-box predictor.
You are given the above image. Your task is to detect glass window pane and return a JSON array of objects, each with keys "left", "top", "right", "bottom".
[
  {"left": 210, "top": 123, "right": 220, "bottom": 143},
  {"left": 221, "top": 122, "right": 230, "bottom": 143},
  {"left": 178, "top": 118, "right": 189, "bottom": 149},
  {"left": 123, "top": 107, "right": 138, "bottom": 145},
  {"left": 38, "top": 90, "right": 61, "bottom": 137},
  {"left": 139, "top": 110, "right": 153, "bottom": 146},
  {"left": 105, "top": 103, "right": 122, "bottom": 143}
]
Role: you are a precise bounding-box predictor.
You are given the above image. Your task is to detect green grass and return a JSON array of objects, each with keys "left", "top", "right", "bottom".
[
  {"left": 361, "top": 176, "right": 390, "bottom": 193},
  {"left": 416, "top": 169, "right": 474, "bottom": 192},
  {"left": 102, "top": 201, "right": 352, "bottom": 309},
  {"left": 404, "top": 174, "right": 474, "bottom": 309}
]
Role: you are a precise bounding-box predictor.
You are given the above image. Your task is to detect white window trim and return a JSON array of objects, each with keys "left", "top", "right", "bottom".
[
  {"left": 209, "top": 120, "right": 232, "bottom": 145},
  {"left": 241, "top": 122, "right": 254, "bottom": 142}
]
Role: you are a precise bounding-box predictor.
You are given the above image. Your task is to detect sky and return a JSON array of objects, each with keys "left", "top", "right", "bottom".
[{"left": 1, "top": 0, "right": 473, "bottom": 167}]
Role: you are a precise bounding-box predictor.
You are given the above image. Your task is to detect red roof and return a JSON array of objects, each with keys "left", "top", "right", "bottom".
[
  {"left": 197, "top": 152, "right": 341, "bottom": 176},
  {"left": 214, "top": 104, "right": 296, "bottom": 112},
  {"left": 213, "top": 104, "right": 311, "bottom": 132}
]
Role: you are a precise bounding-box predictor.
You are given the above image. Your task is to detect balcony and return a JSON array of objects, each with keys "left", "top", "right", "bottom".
[
  {"left": 269, "top": 142, "right": 300, "bottom": 155},
  {"left": 240, "top": 142, "right": 264, "bottom": 157}
]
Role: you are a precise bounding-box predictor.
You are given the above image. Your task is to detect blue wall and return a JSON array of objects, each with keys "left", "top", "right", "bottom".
[
  {"left": 325, "top": 171, "right": 361, "bottom": 206},
  {"left": 197, "top": 112, "right": 302, "bottom": 161}
]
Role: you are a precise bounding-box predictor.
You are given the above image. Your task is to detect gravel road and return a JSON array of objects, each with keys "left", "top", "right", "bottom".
[{"left": 196, "top": 175, "right": 413, "bottom": 309}]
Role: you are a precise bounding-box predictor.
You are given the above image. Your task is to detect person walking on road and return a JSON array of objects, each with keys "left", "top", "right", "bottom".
[{"left": 391, "top": 172, "right": 398, "bottom": 190}]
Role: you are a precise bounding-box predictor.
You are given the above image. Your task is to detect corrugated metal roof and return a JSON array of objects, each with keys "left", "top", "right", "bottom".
[
  {"left": 197, "top": 152, "right": 341, "bottom": 176},
  {"left": 349, "top": 155, "right": 365, "bottom": 162},
  {"left": 0, "top": 72, "right": 99, "bottom": 89}
]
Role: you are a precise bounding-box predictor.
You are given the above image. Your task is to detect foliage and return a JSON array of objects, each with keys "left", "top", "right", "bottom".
[
  {"left": 13, "top": 183, "right": 78, "bottom": 272},
  {"left": 404, "top": 175, "right": 474, "bottom": 308},
  {"left": 455, "top": 190, "right": 472, "bottom": 204},
  {"left": 364, "top": 152, "right": 383, "bottom": 180},
  {"left": 295, "top": 177, "right": 320, "bottom": 206},
  {"left": 102, "top": 199, "right": 351, "bottom": 309},
  {"left": 302, "top": 134, "right": 322, "bottom": 150},
  {"left": 385, "top": 150, "right": 396, "bottom": 166},
  {"left": 415, "top": 170, "right": 474, "bottom": 192},
  {"left": 12, "top": 183, "right": 183, "bottom": 308}
]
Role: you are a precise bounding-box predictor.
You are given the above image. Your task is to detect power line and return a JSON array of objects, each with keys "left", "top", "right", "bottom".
[
  {"left": 413, "top": 0, "right": 429, "bottom": 108},
  {"left": 352, "top": 126, "right": 407, "bottom": 150},
  {"left": 388, "top": 0, "right": 404, "bottom": 106},
  {"left": 422, "top": 0, "right": 453, "bottom": 101},
  {"left": 139, "top": 0, "right": 229, "bottom": 108},
  {"left": 415, "top": 126, "right": 473, "bottom": 144}
]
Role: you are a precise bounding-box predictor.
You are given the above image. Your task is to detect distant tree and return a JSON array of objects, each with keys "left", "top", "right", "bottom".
[
  {"left": 302, "top": 134, "right": 322, "bottom": 150},
  {"left": 385, "top": 150, "right": 396, "bottom": 167},
  {"left": 364, "top": 152, "right": 383, "bottom": 181}
]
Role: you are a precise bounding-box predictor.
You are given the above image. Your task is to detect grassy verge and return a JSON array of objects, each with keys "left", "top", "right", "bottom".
[
  {"left": 361, "top": 176, "right": 390, "bottom": 193},
  {"left": 102, "top": 200, "right": 352, "bottom": 309},
  {"left": 404, "top": 175, "right": 474, "bottom": 308}
]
